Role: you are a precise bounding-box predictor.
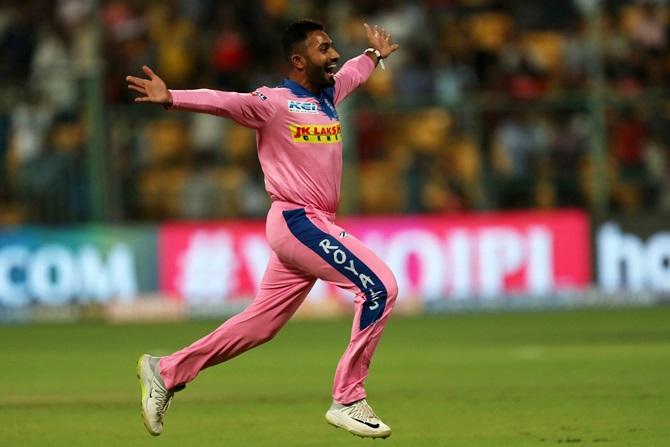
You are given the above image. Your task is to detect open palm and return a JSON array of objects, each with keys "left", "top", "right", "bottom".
[
  {"left": 126, "top": 65, "right": 172, "bottom": 105},
  {"left": 363, "top": 23, "right": 400, "bottom": 59}
]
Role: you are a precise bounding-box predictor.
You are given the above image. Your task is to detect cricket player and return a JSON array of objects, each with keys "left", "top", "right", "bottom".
[{"left": 127, "top": 19, "right": 399, "bottom": 439}]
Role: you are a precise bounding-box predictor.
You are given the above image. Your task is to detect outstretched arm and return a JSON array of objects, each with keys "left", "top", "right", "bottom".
[
  {"left": 333, "top": 23, "right": 400, "bottom": 106},
  {"left": 126, "top": 66, "right": 276, "bottom": 129}
]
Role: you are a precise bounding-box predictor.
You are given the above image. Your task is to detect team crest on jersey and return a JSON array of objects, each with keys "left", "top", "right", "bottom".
[
  {"left": 290, "top": 123, "right": 342, "bottom": 144},
  {"left": 251, "top": 91, "right": 268, "bottom": 101},
  {"left": 288, "top": 100, "right": 319, "bottom": 114}
]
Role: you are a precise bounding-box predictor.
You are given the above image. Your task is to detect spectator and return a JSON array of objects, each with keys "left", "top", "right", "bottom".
[
  {"left": 491, "top": 112, "right": 553, "bottom": 208},
  {"left": 31, "top": 25, "right": 77, "bottom": 113},
  {"left": 0, "top": 4, "right": 37, "bottom": 80},
  {"left": 16, "top": 113, "right": 87, "bottom": 223}
]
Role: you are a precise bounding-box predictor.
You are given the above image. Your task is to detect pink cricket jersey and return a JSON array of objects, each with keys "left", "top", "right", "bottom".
[{"left": 168, "top": 54, "right": 376, "bottom": 214}]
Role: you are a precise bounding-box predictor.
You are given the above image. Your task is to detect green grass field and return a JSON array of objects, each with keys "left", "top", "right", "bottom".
[{"left": 1, "top": 307, "right": 669, "bottom": 446}]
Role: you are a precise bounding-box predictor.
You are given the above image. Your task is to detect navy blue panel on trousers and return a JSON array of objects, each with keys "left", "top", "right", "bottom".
[{"left": 282, "top": 208, "right": 387, "bottom": 330}]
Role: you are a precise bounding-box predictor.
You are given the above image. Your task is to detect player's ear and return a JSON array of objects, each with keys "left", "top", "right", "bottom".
[{"left": 291, "top": 54, "right": 306, "bottom": 70}]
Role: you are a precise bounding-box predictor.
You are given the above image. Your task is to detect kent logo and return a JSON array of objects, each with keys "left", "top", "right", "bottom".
[{"left": 288, "top": 100, "right": 319, "bottom": 114}]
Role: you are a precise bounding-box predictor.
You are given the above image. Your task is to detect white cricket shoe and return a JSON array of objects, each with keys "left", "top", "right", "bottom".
[
  {"left": 325, "top": 398, "right": 392, "bottom": 438},
  {"left": 136, "top": 354, "right": 180, "bottom": 436}
]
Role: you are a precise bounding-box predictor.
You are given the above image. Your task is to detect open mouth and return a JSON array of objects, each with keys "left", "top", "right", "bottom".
[{"left": 325, "top": 64, "right": 338, "bottom": 77}]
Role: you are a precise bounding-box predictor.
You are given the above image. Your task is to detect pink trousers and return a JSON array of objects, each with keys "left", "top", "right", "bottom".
[{"left": 159, "top": 201, "right": 398, "bottom": 404}]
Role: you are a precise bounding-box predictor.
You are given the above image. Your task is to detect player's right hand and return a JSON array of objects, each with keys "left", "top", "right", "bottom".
[{"left": 126, "top": 66, "right": 173, "bottom": 105}]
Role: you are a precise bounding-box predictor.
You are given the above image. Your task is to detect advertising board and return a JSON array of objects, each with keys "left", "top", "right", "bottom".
[
  {"left": 159, "top": 211, "right": 591, "bottom": 311},
  {"left": 0, "top": 227, "right": 156, "bottom": 309},
  {"left": 596, "top": 218, "right": 670, "bottom": 294}
]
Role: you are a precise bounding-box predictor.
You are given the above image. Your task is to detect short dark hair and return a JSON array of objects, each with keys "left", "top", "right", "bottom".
[{"left": 281, "top": 19, "right": 324, "bottom": 61}]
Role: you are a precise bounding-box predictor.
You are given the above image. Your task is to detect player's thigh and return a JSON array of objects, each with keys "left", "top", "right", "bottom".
[
  {"left": 278, "top": 207, "right": 397, "bottom": 300},
  {"left": 254, "top": 251, "right": 316, "bottom": 305}
]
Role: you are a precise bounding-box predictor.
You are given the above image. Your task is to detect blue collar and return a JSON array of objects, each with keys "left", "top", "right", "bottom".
[
  {"left": 281, "top": 79, "right": 338, "bottom": 120},
  {"left": 281, "top": 79, "right": 320, "bottom": 98}
]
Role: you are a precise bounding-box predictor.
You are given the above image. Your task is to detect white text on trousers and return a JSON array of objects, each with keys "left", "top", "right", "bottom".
[{"left": 319, "top": 239, "right": 382, "bottom": 310}]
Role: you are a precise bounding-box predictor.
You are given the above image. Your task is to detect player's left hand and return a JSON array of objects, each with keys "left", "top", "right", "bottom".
[{"left": 363, "top": 23, "right": 399, "bottom": 59}]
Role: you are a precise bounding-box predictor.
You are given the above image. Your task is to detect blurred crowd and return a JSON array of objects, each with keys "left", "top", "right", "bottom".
[{"left": 1, "top": 0, "right": 670, "bottom": 223}]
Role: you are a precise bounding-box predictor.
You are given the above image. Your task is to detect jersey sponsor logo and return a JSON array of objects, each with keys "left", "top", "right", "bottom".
[
  {"left": 288, "top": 100, "right": 319, "bottom": 114},
  {"left": 289, "top": 123, "right": 342, "bottom": 144},
  {"left": 251, "top": 91, "right": 268, "bottom": 101}
]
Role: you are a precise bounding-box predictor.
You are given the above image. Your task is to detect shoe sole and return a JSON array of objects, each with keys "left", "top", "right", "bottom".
[
  {"left": 136, "top": 354, "right": 160, "bottom": 436},
  {"left": 325, "top": 411, "right": 391, "bottom": 439}
]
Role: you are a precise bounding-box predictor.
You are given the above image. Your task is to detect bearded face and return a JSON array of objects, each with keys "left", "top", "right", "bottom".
[
  {"left": 299, "top": 31, "right": 340, "bottom": 90},
  {"left": 304, "top": 56, "right": 338, "bottom": 88}
]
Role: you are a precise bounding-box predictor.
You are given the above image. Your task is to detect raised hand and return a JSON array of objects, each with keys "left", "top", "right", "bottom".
[
  {"left": 126, "top": 65, "right": 172, "bottom": 105},
  {"left": 363, "top": 23, "right": 399, "bottom": 59}
]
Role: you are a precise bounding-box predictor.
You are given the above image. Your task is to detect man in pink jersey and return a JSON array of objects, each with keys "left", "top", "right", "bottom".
[{"left": 128, "top": 19, "right": 399, "bottom": 439}]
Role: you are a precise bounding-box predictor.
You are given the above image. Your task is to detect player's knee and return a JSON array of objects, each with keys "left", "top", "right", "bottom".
[
  {"left": 382, "top": 274, "right": 398, "bottom": 309},
  {"left": 243, "top": 321, "right": 281, "bottom": 346},
  {"left": 255, "top": 326, "right": 280, "bottom": 345}
]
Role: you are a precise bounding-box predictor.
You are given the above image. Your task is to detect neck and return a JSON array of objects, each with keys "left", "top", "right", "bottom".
[{"left": 288, "top": 72, "right": 320, "bottom": 94}]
